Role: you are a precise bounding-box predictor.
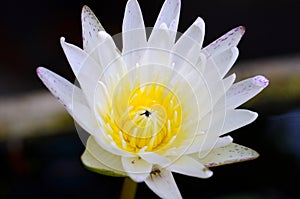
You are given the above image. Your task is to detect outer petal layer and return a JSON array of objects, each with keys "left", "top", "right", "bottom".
[
  {"left": 152, "top": 0, "right": 181, "bottom": 43},
  {"left": 81, "top": 136, "right": 126, "bottom": 176},
  {"left": 202, "top": 26, "right": 245, "bottom": 57},
  {"left": 168, "top": 155, "right": 213, "bottom": 178},
  {"left": 220, "top": 109, "right": 258, "bottom": 136},
  {"left": 81, "top": 149, "right": 126, "bottom": 177},
  {"left": 145, "top": 168, "right": 182, "bottom": 199},
  {"left": 81, "top": 6, "right": 104, "bottom": 53},
  {"left": 196, "top": 143, "right": 259, "bottom": 167},
  {"left": 226, "top": 75, "right": 269, "bottom": 109},
  {"left": 122, "top": 0, "right": 147, "bottom": 54},
  {"left": 36, "top": 67, "right": 98, "bottom": 135},
  {"left": 121, "top": 156, "right": 152, "bottom": 182}
]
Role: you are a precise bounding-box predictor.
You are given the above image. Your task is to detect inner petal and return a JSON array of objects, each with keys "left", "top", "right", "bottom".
[{"left": 95, "top": 64, "right": 202, "bottom": 154}]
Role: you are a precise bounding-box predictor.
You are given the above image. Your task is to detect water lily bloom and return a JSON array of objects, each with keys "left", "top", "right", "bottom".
[{"left": 37, "top": 0, "right": 269, "bottom": 198}]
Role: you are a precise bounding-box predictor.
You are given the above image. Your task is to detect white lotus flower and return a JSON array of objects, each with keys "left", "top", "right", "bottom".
[{"left": 37, "top": 0, "right": 269, "bottom": 198}]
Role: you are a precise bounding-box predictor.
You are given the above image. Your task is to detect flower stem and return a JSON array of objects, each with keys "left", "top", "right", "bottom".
[{"left": 120, "top": 177, "right": 138, "bottom": 199}]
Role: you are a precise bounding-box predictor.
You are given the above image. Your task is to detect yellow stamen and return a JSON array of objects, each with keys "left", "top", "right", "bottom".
[{"left": 98, "top": 83, "right": 182, "bottom": 153}]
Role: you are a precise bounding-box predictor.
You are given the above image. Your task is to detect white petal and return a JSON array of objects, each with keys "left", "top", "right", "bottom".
[
  {"left": 121, "top": 156, "right": 152, "bottom": 182},
  {"left": 61, "top": 37, "right": 90, "bottom": 76},
  {"left": 36, "top": 67, "right": 98, "bottom": 135},
  {"left": 153, "top": 0, "right": 181, "bottom": 43},
  {"left": 81, "top": 6, "right": 104, "bottom": 53},
  {"left": 202, "top": 26, "right": 245, "bottom": 57},
  {"left": 37, "top": 67, "right": 78, "bottom": 112},
  {"left": 144, "top": 25, "right": 173, "bottom": 66},
  {"left": 148, "top": 23, "right": 173, "bottom": 51},
  {"left": 83, "top": 136, "right": 127, "bottom": 175},
  {"left": 96, "top": 31, "right": 121, "bottom": 68},
  {"left": 81, "top": 148, "right": 126, "bottom": 177},
  {"left": 222, "top": 73, "right": 236, "bottom": 91},
  {"left": 226, "top": 75, "right": 269, "bottom": 109},
  {"left": 139, "top": 151, "right": 170, "bottom": 166},
  {"left": 171, "top": 17, "right": 205, "bottom": 71},
  {"left": 95, "top": 32, "right": 127, "bottom": 90},
  {"left": 145, "top": 168, "right": 182, "bottom": 199},
  {"left": 198, "top": 143, "right": 259, "bottom": 167},
  {"left": 210, "top": 47, "right": 239, "bottom": 78},
  {"left": 220, "top": 109, "right": 258, "bottom": 136},
  {"left": 181, "top": 131, "right": 232, "bottom": 156},
  {"left": 60, "top": 38, "right": 102, "bottom": 107},
  {"left": 197, "top": 136, "right": 233, "bottom": 159},
  {"left": 122, "top": 0, "right": 147, "bottom": 56},
  {"left": 93, "top": 128, "right": 134, "bottom": 158},
  {"left": 168, "top": 155, "right": 213, "bottom": 178},
  {"left": 214, "top": 135, "right": 233, "bottom": 148}
]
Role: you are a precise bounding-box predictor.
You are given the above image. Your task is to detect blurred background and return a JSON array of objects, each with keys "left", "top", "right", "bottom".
[{"left": 1, "top": 0, "right": 300, "bottom": 198}]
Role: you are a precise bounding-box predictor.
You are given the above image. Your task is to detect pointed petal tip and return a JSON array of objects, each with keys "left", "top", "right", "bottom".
[
  {"left": 202, "top": 168, "right": 213, "bottom": 178},
  {"left": 36, "top": 66, "right": 43, "bottom": 75},
  {"left": 252, "top": 75, "right": 269, "bottom": 87},
  {"left": 60, "top": 37, "right": 66, "bottom": 44},
  {"left": 252, "top": 150, "right": 260, "bottom": 159},
  {"left": 97, "top": 31, "right": 110, "bottom": 39},
  {"left": 240, "top": 25, "right": 246, "bottom": 33},
  {"left": 159, "top": 22, "right": 168, "bottom": 30},
  {"left": 36, "top": 67, "right": 48, "bottom": 79},
  {"left": 194, "top": 17, "right": 205, "bottom": 28},
  {"left": 81, "top": 5, "right": 92, "bottom": 15},
  {"left": 126, "top": 0, "right": 138, "bottom": 6}
]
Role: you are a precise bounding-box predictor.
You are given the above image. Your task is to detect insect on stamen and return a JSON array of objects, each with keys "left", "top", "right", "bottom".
[
  {"left": 140, "top": 110, "right": 151, "bottom": 117},
  {"left": 150, "top": 168, "right": 161, "bottom": 179}
]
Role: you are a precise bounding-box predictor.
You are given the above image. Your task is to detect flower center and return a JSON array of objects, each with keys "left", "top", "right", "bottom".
[{"left": 102, "top": 83, "right": 182, "bottom": 153}]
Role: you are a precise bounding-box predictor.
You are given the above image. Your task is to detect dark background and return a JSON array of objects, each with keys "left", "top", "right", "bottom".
[{"left": 1, "top": 0, "right": 300, "bottom": 198}]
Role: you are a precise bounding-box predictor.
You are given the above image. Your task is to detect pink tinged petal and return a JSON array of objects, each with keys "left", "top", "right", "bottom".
[
  {"left": 226, "top": 75, "right": 269, "bottom": 109},
  {"left": 209, "top": 47, "right": 239, "bottom": 78},
  {"left": 171, "top": 17, "right": 205, "bottom": 70},
  {"left": 121, "top": 156, "right": 152, "bottom": 182},
  {"left": 82, "top": 136, "right": 127, "bottom": 176},
  {"left": 199, "top": 143, "right": 259, "bottom": 167},
  {"left": 81, "top": 6, "right": 104, "bottom": 53},
  {"left": 145, "top": 168, "right": 182, "bottom": 199},
  {"left": 168, "top": 155, "right": 213, "bottom": 178},
  {"left": 202, "top": 26, "right": 245, "bottom": 58},
  {"left": 36, "top": 67, "right": 76, "bottom": 111},
  {"left": 220, "top": 109, "right": 258, "bottom": 136},
  {"left": 122, "top": 0, "right": 147, "bottom": 57},
  {"left": 153, "top": 0, "right": 181, "bottom": 43},
  {"left": 36, "top": 67, "right": 98, "bottom": 134}
]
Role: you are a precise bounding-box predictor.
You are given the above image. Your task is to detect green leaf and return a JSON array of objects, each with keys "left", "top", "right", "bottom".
[{"left": 196, "top": 143, "right": 259, "bottom": 167}]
